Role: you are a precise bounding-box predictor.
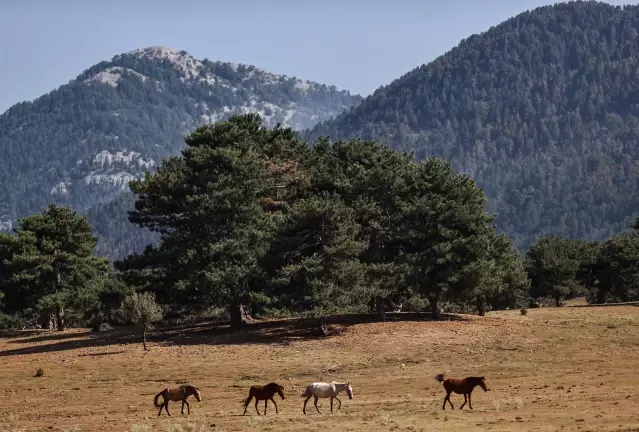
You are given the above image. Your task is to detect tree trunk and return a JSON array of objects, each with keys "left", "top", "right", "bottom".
[
  {"left": 240, "top": 304, "right": 254, "bottom": 325},
  {"left": 314, "top": 316, "right": 330, "bottom": 337},
  {"left": 43, "top": 312, "right": 56, "bottom": 330},
  {"left": 429, "top": 293, "right": 442, "bottom": 319},
  {"left": 476, "top": 295, "right": 486, "bottom": 317},
  {"left": 55, "top": 306, "right": 66, "bottom": 331},
  {"left": 596, "top": 289, "right": 606, "bottom": 305},
  {"left": 555, "top": 295, "right": 562, "bottom": 307},
  {"left": 142, "top": 329, "right": 148, "bottom": 351},
  {"left": 375, "top": 296, "right": 386, "bottom": 321},
  {"left": 230, "top": 298, "right": 243, "bottom": 329}
]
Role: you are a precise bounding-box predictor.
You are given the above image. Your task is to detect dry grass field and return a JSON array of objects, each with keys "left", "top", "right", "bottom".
[{"left": 1, "top": 301, "right": 638, "bottom": 432}]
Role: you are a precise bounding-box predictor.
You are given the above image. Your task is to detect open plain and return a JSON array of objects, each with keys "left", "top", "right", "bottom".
[{"left": 1, "top": 302, "right": 638, "bottom": 432}]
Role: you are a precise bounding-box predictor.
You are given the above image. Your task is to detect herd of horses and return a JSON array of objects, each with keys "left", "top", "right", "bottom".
[{"left": 152, "top": 374, "right": 489, "bottom": 417}]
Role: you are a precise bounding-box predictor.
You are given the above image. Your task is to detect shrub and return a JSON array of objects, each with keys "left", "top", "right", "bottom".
[
  {"left": 119, "top": 292, "right": 163, "bottom": 351},
  {"left": 0, "top": 313, "right": 25, "bottom": 330}
]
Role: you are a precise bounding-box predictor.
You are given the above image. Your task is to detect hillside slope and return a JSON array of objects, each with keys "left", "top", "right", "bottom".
[
  {"left": 306, "top": 1, "right": 639, "bottom": 249},
  {"left": 0, "top": 46, "right": 362, "bottom": 258}
]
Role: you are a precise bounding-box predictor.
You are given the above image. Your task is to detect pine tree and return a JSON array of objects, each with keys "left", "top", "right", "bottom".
[
  {"left": 119, "top": 114, "right": 308, "bottom": 328},
  {"left": 0, "top": 205, "right": 109, "bottom": 330},
  {"left": 392, "top": 157, "right": 494, "bottom": 318},
  {"left": 262, "top": 193, "right": 369, "bottom": 331}
]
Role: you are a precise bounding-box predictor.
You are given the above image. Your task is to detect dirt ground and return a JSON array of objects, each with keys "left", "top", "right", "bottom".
[{"left": 1, "top": 302, "right": 638, "bottom": 432}]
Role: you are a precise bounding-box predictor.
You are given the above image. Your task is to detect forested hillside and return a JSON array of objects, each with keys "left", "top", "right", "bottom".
[
  {"left": 0, "top": 46, "right": 361, "bottom": 258},
  {"left": 305, "top": 1, "right": 639, "bottom": 249}
]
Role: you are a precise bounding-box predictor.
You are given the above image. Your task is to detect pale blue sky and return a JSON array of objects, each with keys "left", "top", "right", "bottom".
[{"left": 0, "top": 0, "right": 634, "bottom": 113}]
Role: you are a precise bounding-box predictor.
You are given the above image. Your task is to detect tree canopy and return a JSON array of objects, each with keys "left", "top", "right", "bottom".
[
  {"left": 0, "top": 205, "right": 112, "bottom": 329},
  {"left": 116, "top": 114, "right": 530, "bottom": 327}
]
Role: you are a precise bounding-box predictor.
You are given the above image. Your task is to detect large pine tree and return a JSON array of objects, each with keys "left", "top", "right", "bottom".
[
  {"left": 117, "top": 114, "right": 309, "bottom": 327},
  {"left": 0, "top": 205, "right": 109, "bottom": 329}
]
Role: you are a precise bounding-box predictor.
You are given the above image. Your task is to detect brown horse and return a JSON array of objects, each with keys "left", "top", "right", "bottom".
[
  {"left": 435, "top": 373, "right": 489, "bottom": 410},
  {"left": 154, "top": 385, "right": 201, "bottom": 417},
  {"left": 242, "top": 382, "right": 286, "bottom": 415}
]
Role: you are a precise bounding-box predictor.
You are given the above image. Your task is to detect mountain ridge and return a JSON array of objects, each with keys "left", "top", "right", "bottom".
[
  {"left": 0, "top": 45, "right": 362, "bottom": 258},
  {"left": 304, "top": 0, "right": 639, "bottom": 249}
]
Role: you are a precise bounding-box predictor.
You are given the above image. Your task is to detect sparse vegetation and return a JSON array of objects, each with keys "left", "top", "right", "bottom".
[
  {"left": 0, "top": 306, "right": 637, "bottom": 431},
  {"left": 119, "top": 292, "right": 163, "bottom": 350}
]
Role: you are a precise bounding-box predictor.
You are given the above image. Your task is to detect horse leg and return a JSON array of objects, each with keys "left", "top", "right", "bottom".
[
  {"left": 335, "top": 395, "right": 342, "bottom": 410},
  {"left": 460, "top": 394, "right": 467, "bottom": 409},
  {"left": 468, "top": 392, "right": 473, "bottom": 410},
  {"left": 303, "top": 395, "right": 312, "bottom": 414},
  {"left": 264, "top": 399, "right": 268, "bottom": 415},
  {"left": 443, "top": 391, "right": 453, "bottom": 410},
  {"left": 330, "top": 396, "right": 334, "bottom": 413},
  {"left": 164, "top": 402, "right": 171, "bottom": 417},
  {"left": 184, "top": 400, "right": 190, "bottom": 414},
  {"left": 255, "top": 398, "right": 261, "bottom": 415},
  {"left": 314, "top": 395, "right": 322, "bottom": 414},
  {"left": 269, "top": 398, "right": 279, "bottom": 414},
  {"left": 158, "top": 401, "right": 164, "bottom": 418}
]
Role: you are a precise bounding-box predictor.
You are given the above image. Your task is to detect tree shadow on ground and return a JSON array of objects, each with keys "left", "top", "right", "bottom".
[
  {"left": 0, "top": 312, "right": 471, "bottom": 357},
  {"left": 5, "top": 330, "right": 96, "bottom": 344},
  {"left": 0, "top": 329, "right": 42, "bottom": 339}
]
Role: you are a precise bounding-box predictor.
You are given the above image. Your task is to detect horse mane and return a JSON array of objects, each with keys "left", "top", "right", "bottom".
[{"left": 434, "top": 373, "right": 446, "bottom": 382}]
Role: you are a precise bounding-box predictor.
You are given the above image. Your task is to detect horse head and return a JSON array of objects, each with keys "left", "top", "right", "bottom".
[
  {"left": 276, "top": 383, "right": 286, "bottom": 399},
  {"left": 478, "top": 377, "right": 488, "bottom": 392},
  {"left": 346, "top": 382, "right": 353, "bottom": 399},
  {"left": 192, "top": 386, "right": 202, "bottom": 401}
]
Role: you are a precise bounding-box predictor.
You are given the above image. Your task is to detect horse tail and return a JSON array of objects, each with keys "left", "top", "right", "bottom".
[
  {"left": 154, "top": 390, "right": 165, "bottom": 407},
  {"left": 434, "top": 373, "right": 446, "bottom": 383},
  {"left": 300, "top": 387, "right": 310, "bottom": 398},
  {"left": 242, "top": 388, "right": 253, "bottom": 406}
]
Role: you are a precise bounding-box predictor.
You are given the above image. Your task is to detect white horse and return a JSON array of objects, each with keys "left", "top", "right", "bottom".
[{"left": 300, "top": 381, "right": 353, "bottom": 414}]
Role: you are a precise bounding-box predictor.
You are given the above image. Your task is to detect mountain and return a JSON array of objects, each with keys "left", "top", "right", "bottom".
[
  {"left": 0, "top": 46, "right": 362, "bottom": 258},
  {"left": 305, "top": 1, "right": 639, "bottom": 250}
]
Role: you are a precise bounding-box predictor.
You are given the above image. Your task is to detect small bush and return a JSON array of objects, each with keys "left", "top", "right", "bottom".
[
  {"left": 403, "top": 295, "right": 428, "bottom": 312},
  {"left": 34, "top": 368, "right": 44, "bottom": 377},
  {"left": 88, "top": 314, "right": 106, "bottom": 332},
  {"left": 0, "top": 313, "right": 25, "bottom": 330},
  {"left": 520, "top": 308, "right": 528, "bottom": 315},
  {"left": 119, "top": 292, "right": 163, "bottom": 351}
]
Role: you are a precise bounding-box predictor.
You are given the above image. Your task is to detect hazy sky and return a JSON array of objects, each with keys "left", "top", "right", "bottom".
[{"left": 0, "top": 0, "right": 634, "bottom": 113}]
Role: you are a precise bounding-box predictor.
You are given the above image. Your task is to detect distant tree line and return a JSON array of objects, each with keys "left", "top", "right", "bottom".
[
  {"left": 525, "top": 218, "right": 639, "bottom": 307},
  {"left": 1, "top": 114, "right": 637, "bottom": 332}
]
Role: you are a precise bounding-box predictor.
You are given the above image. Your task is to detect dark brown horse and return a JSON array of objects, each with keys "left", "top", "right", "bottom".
[
  {"left": 435, "top": 373, "right": 489, "bottom": 410},
  {"left": 154, "top": 385, "right": 201, "bottom": 417},
  {"left": 242, "top": 382, "right": 286, "bottom": 415}
]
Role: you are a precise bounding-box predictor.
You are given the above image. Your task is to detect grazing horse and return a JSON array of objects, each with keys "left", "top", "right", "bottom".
[
  {"left": 301, "top": 381, "right": 353, "bottom": 414},
  {"left": 242, "top": 382, "right": 286, "bottom": 415},
  {"left": 435, "top": 373, "right": 488, "bottom": 410},
  {"left": 154, "top": 385, "right": 201, "bottom": 417}
]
